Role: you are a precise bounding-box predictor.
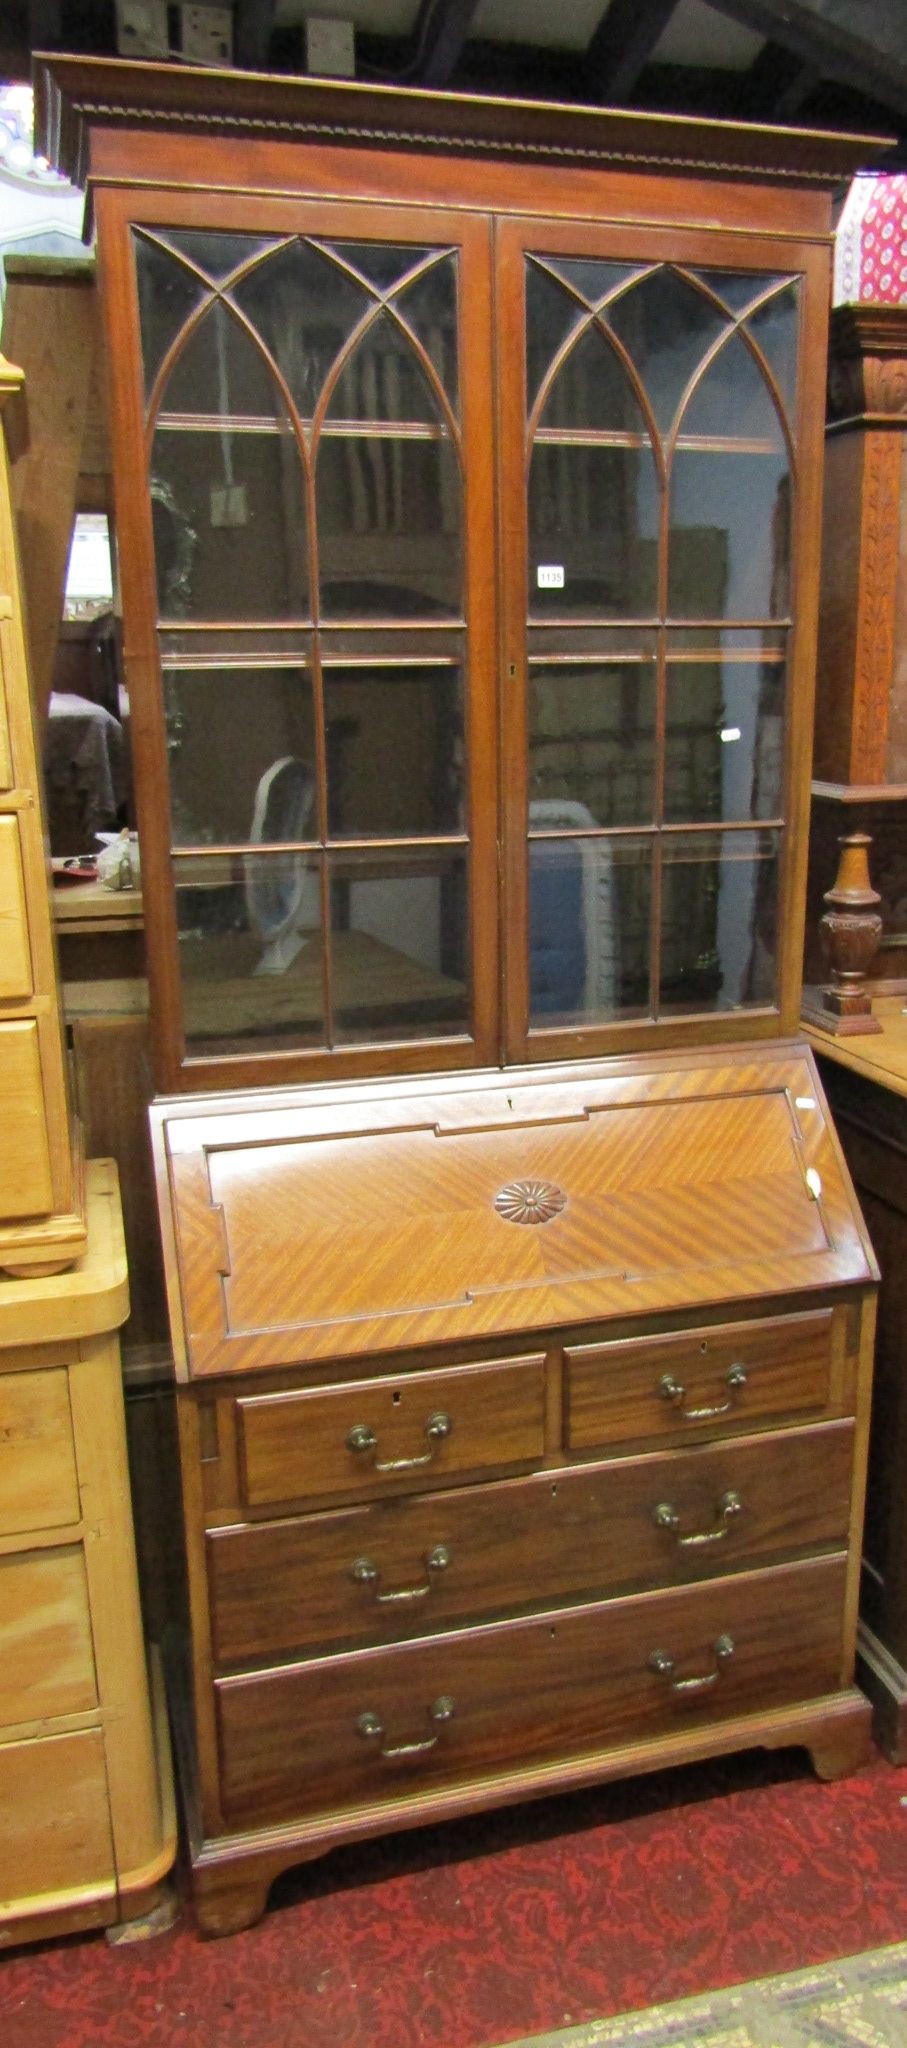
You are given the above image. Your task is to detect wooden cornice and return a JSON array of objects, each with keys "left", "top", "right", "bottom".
[
  {"left": 34, "top": 50, "right": 891, "bottom": 194},
  {"left": 830, "top": 302, "right": 907, "bottom": 361},
  {"left": 827, "top": 303, "right": 907, "bottom": 427}
]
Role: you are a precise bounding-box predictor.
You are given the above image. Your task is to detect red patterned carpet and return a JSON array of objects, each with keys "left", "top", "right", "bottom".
[{"left": 3, "top": 1745, "right": 907, "bottom": 2048}]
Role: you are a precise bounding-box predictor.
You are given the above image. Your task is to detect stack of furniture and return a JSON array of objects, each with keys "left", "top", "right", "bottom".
[
  {"left": 0, "top": 345, "right": 175, "bottom": 1936},
  {"left": 803, "top": 304, "right": 907, "bottom": 1759},
  {"left": 38, "top": 53, "right": 883, "bottom": 1934},
  {"left": 0, "top": 1156, "right": 176, "bottom": 1946},
  {"left": 806, "top": 303, "right": 907, "bottom": 995},
  {"left": 0, "top": 351, "right": 86, "bottom": 1276}
]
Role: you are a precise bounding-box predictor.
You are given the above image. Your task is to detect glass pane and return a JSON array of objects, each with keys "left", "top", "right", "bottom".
[
  {"left": 605, "top": 268, "right": 730, "bottom": 436},
  {"left": 332, "top": 242, "right": 433, "bottom": 294},
  {"left": 151, "top": 427, "right": 309, "bottom": 620},
  {"left": 665, "top": 627, "right": 786, "bottom": 655},
  {"left": 163, "top": 667, "right": 316, "bottom": 847},
  {"left": 678, "top": 329, "right": 785, "bottom": 448},
  {"left": 158, "top": 229, "right": 279, "bottom": 282},
  {"left": 232, "top": 240, "right": 367, "bottom": 420},
  {"left": 542, "top": 258, "right": 646, "bottom": 308},
  {"left": 317, "top": 435, "right": 461, "bottom": 618},
  {"left": 326, "top": 308, "right": 441, "bottom": 425},
  {"left": 690, "top": 270, "right": 787, "bottom": 316},
  {"left": 526, "top": 262, "right": 589, "bottom": 414},
  {"left": 176, "top": 851, "right": 325, "bottom": 1052},
  {"left": 664, "top": 660, "right": 785, "bottom": 824},
  {"left": 324, "top": 665, "right": 463, "bottom": 836},
  {"left": 528, "top": 660, "right": 657, "bottom": 827},
  {"left": 659, "top": 829, "right": 779, "bottom": 1013},
  {"left": 538, "top": 323, "right": 649, "bottom": 434},
  {"left": 668, "top": 451, "right": 790, "bottom": 620},
  {"left": 330, "top": 847, "right": 468, "bottom": 1042},
  {"left": 159, "top": 299, "right": 284, "bottom": 419},
  {"left": 528, "top": 444, "right": 659, "bottom": 617},
  {"left": 134, "top": 233, "right": 206, "bottom": 397},
  {"left": 745, "top": 283, "right": 800, "bottom": 424},
  {"left": 396, "top": 255, "right": 459, "bottom": 415},
  {"left": 160, "top": 627, "right": 312, "bottom": 661},
  {"left": 529, "top": 835, "right": 652, "bottom": 1026}
]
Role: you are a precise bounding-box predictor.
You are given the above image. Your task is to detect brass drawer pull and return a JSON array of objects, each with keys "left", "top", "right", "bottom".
[
  {"left": 346, "top": 1411, "right": 452, "bottom": 1472},
  {"left": 648, "top": 1633, "right": 735, "bottom": 1695},
  {"left": 653, "top": 1489, "right": 742, "bottom": 1547},
  {"left": 356, "top": 1694, "right": 455, "bottom": 1759},
  {"left": 350, "top": 1543, "right": 452, "bottom": 1603},
  {"left": 658, "top": 1363, "right": 747, "bottom": 1422}
]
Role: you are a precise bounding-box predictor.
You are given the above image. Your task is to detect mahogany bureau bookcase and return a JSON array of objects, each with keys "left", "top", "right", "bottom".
[{"left": 38, "top": 55, "right": 884, "bottom": 1933}]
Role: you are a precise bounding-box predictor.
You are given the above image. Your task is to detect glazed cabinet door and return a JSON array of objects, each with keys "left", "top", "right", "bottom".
[
  {"left": 496, "top": 218, "right": 830, "bottom": 1060},
  {"left": 96, "top": 193, "right": 497, "bottom": 1091}
]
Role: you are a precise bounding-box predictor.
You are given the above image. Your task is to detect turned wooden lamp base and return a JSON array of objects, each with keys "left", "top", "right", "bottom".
[
  {"left": 801, "top": 987, "right": 883, "bottom": 1036},
  {"left": 802, "top": 833, "right": 883, "bottom": 1037}
]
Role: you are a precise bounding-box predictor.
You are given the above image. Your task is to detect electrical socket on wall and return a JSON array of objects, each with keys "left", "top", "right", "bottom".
[
  {"left": 115, "top": 1, "right": 168, "bottom": 59},
  {"left": 181, "top": 5, "right": 233, "bottom": 65},
  {"left": 305, "top": 16, "right": 356, "bottom": 77}
]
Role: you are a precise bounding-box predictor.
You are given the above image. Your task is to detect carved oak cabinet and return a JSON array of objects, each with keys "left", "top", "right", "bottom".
[{"left": 38, "top": 56, "right": 882, "bottom": 1932}]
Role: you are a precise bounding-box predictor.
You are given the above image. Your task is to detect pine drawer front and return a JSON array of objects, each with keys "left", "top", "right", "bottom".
[
  {"left": 208, "top": 1419, "right": 855, "bottom": 1666},
  {"left": 0, "top": 1730, "right": 113, "bottom": 1916},
  {"left": 0, "top": 1367, "right": 80, "bottom": 1536},
  {"left": 215, "top": 1554, "right": 847, "bottom": 1825},
  {"left": 0, "top": 1022, "right": 53, "bottom": 1221},
  {"left": 0, "top": 1547, "right": 97, "bottom": 1727},
  {"left": 0, "top": 815, "right": 31, "bottom": 1001},
  {"left": 566, "top": 1310, "right": 837, "bottom": 1453},
  {"left": 235, "top": 1356, "right": 547, "bottom": 1511}
]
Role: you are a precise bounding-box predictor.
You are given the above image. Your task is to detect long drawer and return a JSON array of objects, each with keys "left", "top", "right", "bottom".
[
  {"left": 208, "top": 1420, "right": 855, "bottom": 1666},
  {"left": 0, "top": 1547, "right": 97, "bottom": 1727},
  {"left": 565, "top": 1310, "right": 837, "bottom": 1453},
  {"left": 234, "top": 1354, "right": 546, "bottom": 1510},
  {"left": 215, "top": 1554, "right": 847, "bottom": 1825},
  {"left": 0, "top": 1366, "right": 80, "bottom": 1536},
  {"left": 0, "top": 1729, "right": 113, "bottom": 1918}
]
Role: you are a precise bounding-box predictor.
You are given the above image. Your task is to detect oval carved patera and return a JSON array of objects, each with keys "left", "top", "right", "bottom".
[{"left": 493, "top": 1179, "right": 567, "bottom": 1226}]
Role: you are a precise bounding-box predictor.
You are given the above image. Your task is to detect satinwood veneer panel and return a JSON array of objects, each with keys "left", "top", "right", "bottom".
[{"left": 152, "top": 1049, "right": 871, "bottom": 1381}]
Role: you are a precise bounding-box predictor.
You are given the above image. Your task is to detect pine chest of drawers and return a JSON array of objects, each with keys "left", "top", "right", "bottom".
[{"left": 152, "top": 1045, "right": 878, "bottom": 1935}]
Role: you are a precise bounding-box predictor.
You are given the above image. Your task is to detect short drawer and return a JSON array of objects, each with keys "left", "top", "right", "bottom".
[
  {"left": 565, "top": 1310, "right": 836, "bottom": 1453},
  {"left": 0, "top": 1546, "right": 97, "bottom": 1727},
  {"left": 0, "top": 1366, "right": 80, "bottom": 1536},
  {"left": 235, "top": 1355, "right": 546, "bottom": 1510},
  {"left": 0, "top": 815, "right": 31, "bottom": 1000},
  {"left": 208, "top": 1419, "right": 855, "bottom": 1665},
  {"left": 0, "top": 1021, "right": 53, "bottom": 1221},
  {"left": 215, "top": 1553, "right": 847, "bottom": 1825}
]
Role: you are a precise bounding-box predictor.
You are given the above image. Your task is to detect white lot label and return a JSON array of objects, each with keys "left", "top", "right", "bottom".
[{"left": 537, "top": 564, "right": 565, "bottom": 589}]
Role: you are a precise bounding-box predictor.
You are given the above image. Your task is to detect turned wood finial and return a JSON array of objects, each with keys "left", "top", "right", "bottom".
[{"left": 805, "top": 833, "right": 883, "bottom": 1036}]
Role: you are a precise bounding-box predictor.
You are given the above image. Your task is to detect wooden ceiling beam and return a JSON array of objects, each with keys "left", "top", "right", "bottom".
[
  {"left": 711, "top": 0, "right": 907, "bottom": 120},
  {"left": 233, "top": 0, "right": 278, "bottom": 72},
  {"left": 410, "top": 0, "right": 483, "bottom": 87},
  {"left": 742, "top": 40, "right": 819, "bottom": 121},
  {"left": 584, "top": 0, "right": 681, "bottom": 101}
]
